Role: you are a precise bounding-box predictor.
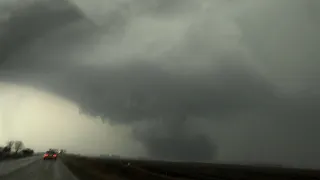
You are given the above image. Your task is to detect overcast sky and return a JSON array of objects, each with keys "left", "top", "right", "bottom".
[{"left": 0, "top": 0, "right": 319, "bottom": 168}]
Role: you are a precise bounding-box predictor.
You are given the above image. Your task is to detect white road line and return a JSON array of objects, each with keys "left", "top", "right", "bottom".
[
  {"left": 54, "top": 161, "right": 61, "bottom": 180},
  {"left": 44, "top": 161, "right": 50, "bottom": 170}
]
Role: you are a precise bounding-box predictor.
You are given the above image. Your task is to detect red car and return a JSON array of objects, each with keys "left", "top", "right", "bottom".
[{"left": 43, "top": 150, "right": 57, "bottom": 160}]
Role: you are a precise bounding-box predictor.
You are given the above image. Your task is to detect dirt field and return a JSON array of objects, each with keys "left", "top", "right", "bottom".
[{"left": 61, "top": 155, "right": 320, "bottom": 180}]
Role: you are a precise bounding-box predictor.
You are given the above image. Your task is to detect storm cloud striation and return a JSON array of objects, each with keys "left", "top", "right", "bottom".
[{"left": 0, "top": 0, "right": 320, "bottom": 167}]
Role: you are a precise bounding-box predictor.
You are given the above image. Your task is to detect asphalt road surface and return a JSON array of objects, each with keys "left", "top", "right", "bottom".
[{"left": 0, "top": 159, "right": 79, "bottom": 180}]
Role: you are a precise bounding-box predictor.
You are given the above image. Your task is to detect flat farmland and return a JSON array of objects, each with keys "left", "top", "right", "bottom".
[{"left": 61, "top": 155, "right": 320, "bottom": 180}]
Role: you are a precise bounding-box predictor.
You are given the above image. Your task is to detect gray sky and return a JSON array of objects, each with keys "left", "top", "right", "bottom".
[{"left": 0, "top": 0, "right": 320, "bottom": 168}]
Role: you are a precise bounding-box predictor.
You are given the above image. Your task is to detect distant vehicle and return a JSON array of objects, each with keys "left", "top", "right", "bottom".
[{"left": 43, "top": 150, "right": 57, "bottom": 160}]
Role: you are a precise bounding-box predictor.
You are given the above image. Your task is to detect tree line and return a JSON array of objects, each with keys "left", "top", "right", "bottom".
[{"left": 0, "top": 140, "right": 34, "bottom": 160}]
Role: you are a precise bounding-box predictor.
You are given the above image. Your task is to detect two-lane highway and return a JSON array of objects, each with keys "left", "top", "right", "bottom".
[{"left": 0, "top": 159, "right": 79, "bottom": 180}]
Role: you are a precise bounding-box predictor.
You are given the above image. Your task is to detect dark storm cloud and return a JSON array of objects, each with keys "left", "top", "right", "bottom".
[
  {"left": 0, "top": 0, "right": 320, "bottom": 166},
  {"left": 48, "top": 61, "right": 275, "bottom": 161}
]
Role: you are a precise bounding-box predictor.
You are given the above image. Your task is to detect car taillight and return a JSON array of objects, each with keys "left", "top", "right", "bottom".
[
  {"left": 53, "top": 154, "right": 57, "bottom": 157},
  {"left": 44, "top": 154, "right": 48, "bottom": 157}
]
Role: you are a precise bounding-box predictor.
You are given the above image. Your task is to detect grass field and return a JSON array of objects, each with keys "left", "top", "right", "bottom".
[{"left": 61, "top": 155, "right": 320, "bottom": 180}]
